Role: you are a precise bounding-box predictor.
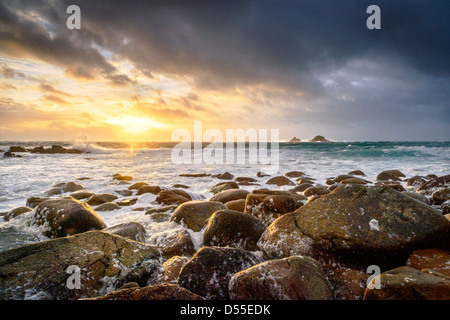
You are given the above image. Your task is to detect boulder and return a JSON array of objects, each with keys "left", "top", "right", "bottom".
[
  {"left": 328, "top": 267, "right": 368, "bottom": 300},
  {"left": 418, "top": 175, "right": 450, "bottom": 192},
  {"left": 85, "top": 193, "right": 118, "bottom": 206},
  {"left": 179, "top": 173, "right": 210, "bottom": 178},
  {"left": 431, "top": 188, "right": 450, "bottom": 205},
  {"left": 157, "top": 256, "right": 190, "bottom": 284},
  {"left": 70, "top": 190, "right": 94, "bottom": 200},
  {"left": 137, "top": 185, "right": 162, "bottom": 196},
  {"left": 172, "top": 184, "right": 189, "bottom": 189},
  {"left": 333, "top": 175, "right": 357, "bottom": 183},
  {"left": 88, "top": 284, "right": 203, "bottom": 300},
  {"left": 128, "top": 182, "right": 149, "bottom": 190},
  {"left": 26, "top": 196, "right": 50, "bottom": 209},
  {"left": 209, "top": 181, "right": 239, "bottom": 195},
  {"left": 363, "top": 266, "right": 450, "bottom": 300},
  {"left": 148, "top": 229, "right": 196, "bottom": 258},
  {"left": 44, "top": 187, "right": 63, "bottom": 197},
  {"left": 9, "top": 146, "right": 28, "bottom": 153},
  {"left": 290, "top": 183, "right": 313, "bottom": 193},
  {"left": 292, "top": 185, "right": 450, "bottom": 267},
  {"left": 340, "top": 177, "right": 370, "bottom": 185},
  {"left": 234, "top": 177, "right": 258, "bottom": 183},
  {"left": 348, "top": 170, "right": 365, "bottom": 176},
  {"left": 170, "top": 200, "right": 226, "bottom": 232},
  {"left": 285, "top": 171, "right": 306, "bottom": 178},
  {"left": 145, "top": 205, "right": 178, "bottom": 215},
  {"left": 116, "top": 198, "right": 138, "bottom": 207},
  {"left": 376, "top": 171, "right": 402, "bottom": 181},
  {"left": 216, "top": 172, "right": 234, "bottom": 180},
  {"left": 404, "top": 191, "right": 430, "bottom": 204},
  {"left": 155, "top": 190, "right": 191, "bottom": 205},
  {"left": 178, "top": 246, "right": 263, "bottom": 300},
  {"left": 406, "top": 249, "right": 450, "bottom": 277},
  {"left": 406, "top": 176, "right": 427, "bottom": 187},
  {"left": 3, "top": 207, "right": 33, "bottom": 221},
  {"left": 33, "top": 197, "right": 106, "bottom": 238},
  {"left": 229, "top": 256, "right": 334, "bottom": 300},
  {"left": 374, "top": 181, "right": 406, "bottom": 192},
  {"left": 104, "top": 222, "right": 148, "bottom": 243},
  {"left": 225, "top": 199, "right": 246, "bottom": 212},
  {"left": 0, "top": 231, "right": 161, "bottom": 300},
  {"left": 245, "top": 193, "right": 296, "bottom": 226},
  {"left": 265, "top": 176, "right": 295, "bottom": 186},
  {"left": 113, "top": 174, "right": 133, "bottom": 181},
  {"left": 95, "top": 202, "right": 121, "bottom": 212},
  {"left": 209, "top": 189, "right": 249, "bottom": 204},
  {"left": 203, "top": 210, "right": 267, "bottom": 251},
  {"left": 303, "top": 186, "right": 329, "bottom": 197},
  {"left": 62, "top": 182, "right": 85, "bottom": 193},
  {"left": 117, "top": 190, "right": 133, "bottom": 197}
]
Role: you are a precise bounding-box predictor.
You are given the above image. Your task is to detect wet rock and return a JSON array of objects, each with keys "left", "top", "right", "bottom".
[
  {"left": 113, "top": 174, "right": 133, "bottom": 181},
  {"left": 117, "top": 190, "right": 133, "bottom": 197},
  {"left": 170, "top": 200, "right": 226, "bottom": 232},
  {"left": 149, "top": 229, "right": 196, "bottom": 258},
  {"left": 33, "top": 197, "right": 107, "bottom": 238},
  {"left": 293, "top": 185, "right": 450, "bottom": 267},
  {"left": 245, "top": 193, "right": 296, "bottom": 226},
  {"left": 172, "top": 184, "right": 189, "bottom": 189},
  {"left": 229, "top": 256, "right": 334, "bottom": 300},
  {"left": 376, "top": 171, "right": 402, "bottom": 181},
  {"left": 431, "top": 188, "right": 450, "bottom": 205},
  {"left": 26, "top": 196, "right": 50, "bottom": 209},
  {"left": 333, "top": 175, "right": 357, "bottom": 183},
  {"left": 209, "top": 181, "right": 239, "bottom": 194},
  {"left": 285, "top": 171, "right": 306, "bottom": 178},
  {"left": 297, "top": 178, "right": 315, "bottom": 185},
  {"left": 157, "top": 256, "right": 190, "bottom": 284},
  {"left": 44, "top": 187, "right": 63, "bottom": 197},
  {"left": 62, "top": 182, "right": 85, "bottom": 193},
  {"left": 234, "top": 177, "right": 258, "bottom": 183},
  {"left": 203, "top": 209, "right": 267, "bottom": 251},
  {"left": 3, "top": 207, "right": 33, "bottom": 221},
  {"left": 95, "top": 202, "right": 121, "bottom": 211},
  {"left": 303, "top": 186, "right": 329, "bottom": 197},
  {"left": 442, "top": 202, "right": 450, "bottom": 215},
  {"left": 116, "top": 198, "right": 138, "bottom": 207},
  {"left": 256, "top": 172, "right": 270, "bottom": 177},
  {"left": 404, "top": 191, "right": 430, "bottom": 204},
  {"left": 128, "top": 182, "right": 149, "bottom": 190},
  {"left": 104, "top": 222, "right": 147, "bottom": 243},
  {"left": 155, "top": 190, "right": 191, "bottom": 205},
  {"left": 148, "top": 212, "right": 170, "bottom": 223},
  {"left": 145, "top": 205, "right": 178, "bottom": 215},
  {"left": 0, "top": 231, "right": 161, "bottom": 300},
  {"left": 70, "top": 190, "right": 94, "bottom": 200},
  {"left": 406, "top": 176, "right": 427, "bottom": 187},
  {"left": 225, "top": 199, "right": 246, "bottom": 212},
  {"left": 290, "top": 183, "right": 313, "bottom": 193},
  {"left": 209, "top": 189, "right": 249, "bottom": 204},
  {"left": 374, "top": 181, "right": 406, "bottom": 192},
  {"left": 137, "top": 185, "right": 162, "bottom": 196},
  {"left": 266, "top": 176, "right": 295, "bottom": 186},
  {"left": 418, "top": 175, "right": 450, "bottom": 192},
  {"left": 348, "top": 170, "right": 365, "bottom": 176},
  {"left": 363, "top": 266, "right": 450, "bottom": 300},
  {"left": 88, "top": 284, "right": 203, "bottom": 300},
  {"left": 406, "top": 249, "right": 450, "bottom": 277},
  {"left": 179, "top": 173, "right": 210, "bottom": 178},
  {"left": 85, "top": 193, "right": 118, "bottom": 206},
  {"left": 328, "top": 267, "right": 368, "bottom": 300},
  {"left": 178, "top": 246, "right": 263, "bottom": 300},
  {"left": 216, "top": 172, "right": 234, "bottom": 180},
  {"left": 9, "top": 146, "right": 28, "bottom": 153},
  {"left": 340, "top": 177, "right": 370, "bottom": 185},
  {"left": 3, "top": 151, "right": 21, "bottom": 158}
]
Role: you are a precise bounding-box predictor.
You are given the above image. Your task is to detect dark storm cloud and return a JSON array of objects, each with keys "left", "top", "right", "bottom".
[{"left": 0, "top": 0, "right": 448, "bottom": 139}]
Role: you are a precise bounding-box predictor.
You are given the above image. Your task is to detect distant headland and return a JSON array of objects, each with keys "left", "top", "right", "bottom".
[{"left": 288, "top": 135, "right": 331, "bottom": 142}]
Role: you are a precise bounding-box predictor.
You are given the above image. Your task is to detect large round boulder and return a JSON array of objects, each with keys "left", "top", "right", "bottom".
[
  {"left": 170, "top": 201, "right": 226, "bottom": 232},
  {"left": 209, "top": 189, "right": 249, "bottom": 204},
  {"left": 33, "top": 197, "right": 107, "bottom": 238},
  {"left": 203, "top": 209, "right": 267, "bottom": 251},
  {"left": 178, "top": 246, "right": 263, "bottom": 300},
  {"left": 229, "top": 256, "right": 334, "bottom": 300}
]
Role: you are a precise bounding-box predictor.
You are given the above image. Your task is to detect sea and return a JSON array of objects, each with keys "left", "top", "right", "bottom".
[{"left": 0, "top": 140, "right": 449, "bottom": 252}]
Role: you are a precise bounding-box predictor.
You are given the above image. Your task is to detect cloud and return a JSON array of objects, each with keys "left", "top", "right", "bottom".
[
  {"left": 0, "top": 0, "right": 449, "bottom": 140},
  {"left": 38, "top": 83, "right": 72, "bottom": 96},
  {"left": 42, "top": 94, "right": 69, "bottom": 105}
]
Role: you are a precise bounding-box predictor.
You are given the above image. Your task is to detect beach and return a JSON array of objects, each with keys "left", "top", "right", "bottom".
[{"left": 0, "top": 141, "right": 449, "bottom": 300}]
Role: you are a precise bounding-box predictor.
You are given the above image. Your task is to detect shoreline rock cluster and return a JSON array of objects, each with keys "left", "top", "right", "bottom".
[
  {"left": 0, "top": 169, "right": 449, "bottom": 300},
  {"left": 3, "top": 145, "right": 83, "bottom": 157}
]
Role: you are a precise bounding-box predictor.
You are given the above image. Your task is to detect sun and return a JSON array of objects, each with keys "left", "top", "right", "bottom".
[{"left": 104, "top": 116, "right": 167, "bottom": 135}]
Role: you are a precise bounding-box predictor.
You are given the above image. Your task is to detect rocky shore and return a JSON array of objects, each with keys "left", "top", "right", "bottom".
[
  {"left": 3, "top": 145, "right": 83, "bottom": 157},
  {"left": 0, "top": 169, "right": 449, "bottom": 300}
]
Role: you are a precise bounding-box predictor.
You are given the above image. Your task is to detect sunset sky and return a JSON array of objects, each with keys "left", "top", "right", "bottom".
[{"left": 0, "top": 0, "right": 449, "bottom": 142}]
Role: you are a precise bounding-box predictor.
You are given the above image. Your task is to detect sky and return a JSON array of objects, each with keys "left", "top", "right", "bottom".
[{"left": 0, "top": 0, "right": 449, "bottom": 142}]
